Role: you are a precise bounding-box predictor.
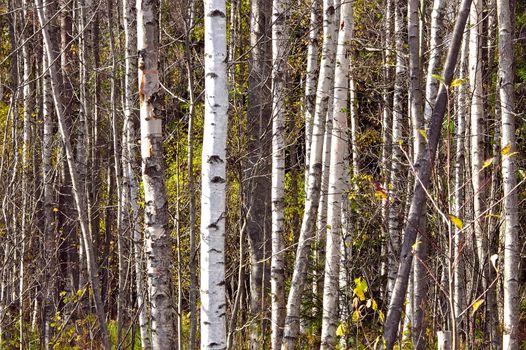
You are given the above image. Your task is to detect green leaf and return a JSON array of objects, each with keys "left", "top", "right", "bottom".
[{"left": 432, "top": 73, "right": 445, "bottom": 83}]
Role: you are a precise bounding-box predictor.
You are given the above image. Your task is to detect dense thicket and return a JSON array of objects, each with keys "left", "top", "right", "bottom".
[{"left": 1, "top": 0, "right": 526, "bottom": 348}]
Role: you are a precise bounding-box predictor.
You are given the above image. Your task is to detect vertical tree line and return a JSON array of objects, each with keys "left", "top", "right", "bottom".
[{"left": 0, "top": 0, "right": 525, "bottom": 348}]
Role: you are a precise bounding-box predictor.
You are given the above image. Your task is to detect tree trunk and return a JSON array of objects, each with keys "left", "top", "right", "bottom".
[
  {"left": 423, "top": 0, "right": 446, "bottom": 124},
  {"left": 382, "top": 0, "right": 472, "bottom": 347},
  {"left": 137, "top": 0, "right": 176, "bottom": 346},
  {"left": 453, "top": 26, "right": 469, "bottom": 343},
  {"left": 122, "top": 0, "right": 151, "bottom": 345},
  {"left": 469, "top": 0, "right": 487, "bottom": 291},
  {"left": 270, "top": 0, "right": 288, "bottom": 347},
  {"left": 320, "top": 1, "right": 353, "bottom": 347},
  {"left": 35, "top": 1, "right": 110, "bottom": 346},
  {"left": 497, "top": 1, "right": 519, "bottom": 348},
  {"left": 408, "top": 0, "right": 427, "bottom": 347},
  {"left": 281, "top": 0, "right": 337, "bottom": 347},
  {"left": 201, "top": 0, "right": 228, "bottom": 348},
  {"left": 386, "top": 0, "right": 406, "bottom": 301},
  {"left": 305, "top": 0, "right": 321, "bottom": 190}
]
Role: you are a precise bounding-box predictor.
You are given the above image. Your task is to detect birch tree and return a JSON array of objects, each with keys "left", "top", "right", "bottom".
[
  {"left": 497, "top": 0, "right": 519, "bottom": 348},
  {"left": 246, "top": 0, "right": 272, "bottom": 345},
  {"left": 35, "top": 0, "right": 110, "bottom": 346},
  {"left": 383, "top": 0, "right": 472, "bottom": 346},
  {"left": 271, "top": 0, "right": 288, "bottom": 347},
  {"left": 137, "top": 0, "right": 176, "bottom": 346},
  {"left": 469, "top": 0, "right": 486, "bottom": 284},
  {"left": 123, "top": 0, "right": 151, "bottom": 345},
  {"left": 320, "top": 1, "right": 353, "bottom": 347},
  {"left": 305, "top": 0, "right": 321, "bottom": 184},
  {"left": 281, "top": 0, "right": 338, "bottom": 347},
  {"left": 201, "top": 0, "right": 228, "bottom": 348},
  {"left": 386, "top": 0, "right": 406, "bottom": 300}
]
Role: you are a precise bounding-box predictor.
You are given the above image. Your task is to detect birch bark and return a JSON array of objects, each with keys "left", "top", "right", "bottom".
[
  {"left": 469, "top": 0, "right": 486, "bottom": 282},
  {"left": 423, "top": 0, "right": 446, "bottom": 124},
  {"left": 382, "top": 0, "right": 472, "bottom": 346},
  {"left": 271, "top": 0, "right": 288, "bottom": 347},
  {"left": 137, "top": 0, "right": 176, "bottom": 346},
  {"left": 41, "top": 13, "right": 57, "bottom": 345},
  {"left": 122, "top": 0, "right": 151, "bottom": 345},
  {"left": 453, "top": 27, "right": 469, "bottom": 339},
  {"left": 246, "top": 0, "right": 272, "bottom": 345},
  {"left": 201, "top": 0, "right": 228, "bottom": 348},
  {"left": 35, "top": 1, "right": 110, "bottom": 346},
  {"left": 386, "top": 0, "right": 406, "bottom": 300},
  {"left": 320, "top": 1, "right": 353, "bottom": 347},
  {"left": 281, "top": 0, "right": 337, "bottom": 347},
  {"left": 305, "top": 0, "right": 321, "bottom": 187},
  {"left": 497, "top": 1, "right": 519, "bottom": 348}
]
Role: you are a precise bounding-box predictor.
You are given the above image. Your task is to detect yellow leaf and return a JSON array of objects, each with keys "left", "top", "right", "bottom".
[
  {"left": 373, "top": 336, "right": 382, "bottom": 350},
  {"left": 449, "top": 215, "right": 464, "bottom": 229},
  {"left": 375, "top": 189, "right": 388, "bottom": 200},
  {"left": 482, "top": 158, "right": 494, "bottom": 169},
  {"left": 418, "top": 129, "right": 427, "bottom": 141},
  {"left": 353, "top": 277, "right": 368, "bottom": 301},
  {"left": 53, "top": 207, "right": 59, "bottom": 212},
  {"left": 451, "top": 79, "right": 466, "bottom": 87},
  {"left": 472, "top": 299, "right": 484, "bottom": 315},
  {"left": 501, "top": 143, "right": 512, "bottom": 156},
  {"left": 372, "top": 299, "right": 378, "bottom": 311},
  {"left": 505, "top": 151, "right": 519, "bottom": 158},
  {"left": 378, "top": 310, "right": 385, "bottom": 323},
  {"left": 412, "top": 239, "right": 422, "bottom": 252},
  {"left": 336, "top": 323, "right": 347, "bottom": 337},
  {"left": 352, "top": 310, "right": 360, "bottom": 323}
]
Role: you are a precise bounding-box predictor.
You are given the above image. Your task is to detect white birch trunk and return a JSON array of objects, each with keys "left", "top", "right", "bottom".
[
  {"left": 497, "top": 1, "right": 519, "bottom": 348},
  {"left": 201, "top": 0, "right": 228, "bottom": 348},
  {"left": 20, "top": 0, "right": 32, "bottom": 344},
  {"left": 453, "top": 26, "right": 469, "bottom": 339},
  {"left": 469, "top": 0, "right": 486, "bottom": 277},
  {"left": 423, "top": 0, "right": 446, "bottom": 124},
  {"left": 42, "top": 34, "right": 55, "bottom": 350},
  {"left": 383, "top": 0, "right": 472, "bottom": 346},
  {"left": 281, "top": 0, "right": 338, "bottom": 347},
  {"left": 271, "top": 0, "right": 288, "bottom": 347},
  {"left": 35, "top": 1, "right": 110, "bottom": 346},
  {"left": 123, "top": 0, "right": 151, "bottom": 345},
  {"left": 137, "top": 0, "right": 176, "bottom": 346},
  {"left": 386, "top": 0, "right": 406, "bottom": 300},
  {"left": 320, "top": 1, "right": 353, "bottom": 347},
  {"left": 305, "top": 0, "right": 321, "bottom": 189},
  {"left": 408, "top": 0, "right": 427, "bottom": 347},
  {"left": 380, "top": 0, "right": 393, "bottom": 284}
]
